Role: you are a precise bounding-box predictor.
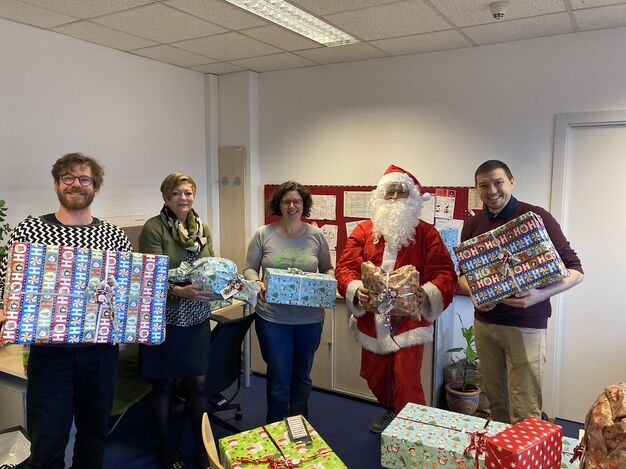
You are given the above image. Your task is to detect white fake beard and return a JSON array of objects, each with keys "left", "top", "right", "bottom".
[{"left": 371, "top": 197, "right": 421, "bottom": 251}]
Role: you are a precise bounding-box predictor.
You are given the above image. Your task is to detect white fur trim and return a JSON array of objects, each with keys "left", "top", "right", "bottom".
[
  {"left": 352, "top": 316, "right": 434, "bottom": 354},
  {"left": 381, "top": 245, "right": 398, "bottom": 272},
  {"left": 378, "top": 172, "right": 417, "bottom": 191},
  {"left": 421, "top": 281, "right": 444, "bottom": 322},
  {"left": 346, "top": 280, "right": 366, "bottom": 318}
]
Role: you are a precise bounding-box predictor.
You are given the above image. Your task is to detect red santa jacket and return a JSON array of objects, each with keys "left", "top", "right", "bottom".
[{"left": 335, "top": 220, "right": 457, "bottom": 354}]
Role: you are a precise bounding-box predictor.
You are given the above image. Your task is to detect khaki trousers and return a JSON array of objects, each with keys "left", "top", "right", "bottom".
[{"left": 474, "top": 320, "right": 546, "bottom": 424}]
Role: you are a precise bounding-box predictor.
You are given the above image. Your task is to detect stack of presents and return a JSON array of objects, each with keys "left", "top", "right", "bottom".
[{"left": 381, "top": 403, "right": 581, "bottom": 468}]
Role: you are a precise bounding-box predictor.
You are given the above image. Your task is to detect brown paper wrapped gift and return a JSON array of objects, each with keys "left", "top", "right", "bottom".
[{"left": 360, "top": 261, "right": 420, "bottom": 318}]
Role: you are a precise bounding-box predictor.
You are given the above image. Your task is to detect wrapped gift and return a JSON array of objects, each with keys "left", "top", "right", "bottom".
[
  {"left": 381, "top": 403, "right": 510, "bottom": 468},
  {"left": 486, "top": 417, "right": 562, "bottom": 468},
  {"left": 361, "top": 262, "right": 420, "bottom": 318},
  {"left": 561, "top": 436, "right": 581, "bottom": 468},
  {"left": 219, "top": 418, "right": 347, "bottom": 468},
  {"left": 168, "top": 257, "right": 259, "bottom": 306},
  {"left": 263, "top": 268, "right": 336, "bottom": 309},
  {"left": 453, "top": 211, "right": 570, "bottom": 307},
  {"left": 1, "top": 242, "right": 168, "bottom": 345}
]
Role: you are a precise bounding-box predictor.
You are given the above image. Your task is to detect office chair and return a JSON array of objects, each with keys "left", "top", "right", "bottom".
[
  {"left": 201, "top": 412, "right": 224, "bottom": 469},
  {"left": 207, "top": 312, "right": 257, "bottom": 433}
]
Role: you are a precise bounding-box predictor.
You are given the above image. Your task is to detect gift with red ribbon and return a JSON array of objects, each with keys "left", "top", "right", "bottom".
[
  {"left": 219, "top": 417, "right": 346, "bottom": 468},
  {"left": 381, "top": 403, "right": 509, "bottom": 469},
  {"left": 485, "top": 417, "right": 563, "bottom": 469},
  {"left": 453, "top": 211, "right": 569, "bottom": 308}
]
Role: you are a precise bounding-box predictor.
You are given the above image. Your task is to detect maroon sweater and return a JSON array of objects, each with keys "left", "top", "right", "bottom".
[{"left": 460, "top": 197, "right": 583, "bottom": 329}]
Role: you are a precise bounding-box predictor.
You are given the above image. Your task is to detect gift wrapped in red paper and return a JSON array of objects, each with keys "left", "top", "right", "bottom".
[{"left": 486, "top": 417, "right": 562, "bottom": 468}]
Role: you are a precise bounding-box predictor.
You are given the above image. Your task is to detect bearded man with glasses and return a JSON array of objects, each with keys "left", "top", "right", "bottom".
[{"left": 0, "top": 152, "right": 131, "bottom": 469}]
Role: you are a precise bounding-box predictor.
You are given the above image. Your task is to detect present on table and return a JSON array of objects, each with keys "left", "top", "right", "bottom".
[
  {"left": 263, "top": 267, "right": 336, "bottom": 309},
  {"left": 168, "top": 257, "right": 259, "bottom": 306},
  {"left": 219, "top": 417, "right": 347, "bottom": 468},
  {"left": 360, "top": 262, "right": 420, "bottom": 319},
  {"left": 453, "top": 211, "right": 569, "bottom": 307},
  {"left": 485, "top": 416, "right": 563, "bottom": 468},
  {"left": 381, "top": 403, "right": 509, "bottom": 468},
  {"left": 1, "top": 242, "right": 168, "bottom": 345}
]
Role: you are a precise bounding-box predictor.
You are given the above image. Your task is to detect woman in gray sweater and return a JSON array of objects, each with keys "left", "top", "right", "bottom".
[{"left": 244, "top": 181, "right": 333, "bottom": 423}]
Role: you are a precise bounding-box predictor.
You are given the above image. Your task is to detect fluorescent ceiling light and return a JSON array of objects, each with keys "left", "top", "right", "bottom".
[{"left": 224, "top": 0, "right": 359, "bottom": 47}]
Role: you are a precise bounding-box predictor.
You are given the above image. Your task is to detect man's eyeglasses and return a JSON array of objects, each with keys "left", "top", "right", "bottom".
[
  {"left": 280, "top": 199, "right": 303, "bottom": 207},
  {"left": 59, "top": 175, "right": 95, "bottom": 186}
]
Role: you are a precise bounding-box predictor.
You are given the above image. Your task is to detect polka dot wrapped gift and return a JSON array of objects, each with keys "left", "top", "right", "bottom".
[{"left": 485, "top": 416, "right": 563, "bottom": 469}]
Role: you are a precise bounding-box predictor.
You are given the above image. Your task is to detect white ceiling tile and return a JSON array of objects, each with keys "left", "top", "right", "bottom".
[
  {"left": 20, "top": 0, "right": 152, "bottom": 19},
  {"left": 93, "top": 3, "right": 226, "bottom": 43},
  {"left": 0, "top": 0, "right": 76, "bottom": 28},
  {"left": 575, "top": 4, "right": 626, "bottom": 30},
  {"left": 295, "top": 42, "right": 386, "bottom": 64},
  {"left": 190, "top": 62, "right": 245, "bottom": 74},
  {"left": 175, "top": 31, "right": 282, "bottom": 60},
  {"left": 430, "top": 0, "right": 566, "bottom": 27},
  {"left": 463, "top": 12, "right": 574, "bottom": 45},
  {"left": 570, "top": 0, "right": 626, "bottom": 8},
  {"left": 291, "top": 0, "right": 399, "bottom": 16},
  {"left": 370, "top": 29, "right": 472, "bottom": 56},
  {"left": 53, "top": 20, "right": 157, "bottom": 50},
  {"left": 165, "top": 0, "right": 268, "bottom": 29},
  {"left": 231, "top": 52, "right": 317, "bottom": 72},
  {"left": 131, "top": 44, "right": 216, "bottom": 66},
  {"left": 324, "top": 0, "right": 450, "bottom": 41},
  {"left": 240, "top": 25, "right": 320, "bottom": 51}
]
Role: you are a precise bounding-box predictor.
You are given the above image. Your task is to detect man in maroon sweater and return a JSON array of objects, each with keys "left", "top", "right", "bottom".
[{"left": 459, "top": 160, "right": 584, "bottom": 424}]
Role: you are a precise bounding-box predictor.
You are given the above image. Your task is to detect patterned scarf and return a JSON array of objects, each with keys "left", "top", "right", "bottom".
[{"left": 160, "top": 205, "right": 207, "bottom": 253}]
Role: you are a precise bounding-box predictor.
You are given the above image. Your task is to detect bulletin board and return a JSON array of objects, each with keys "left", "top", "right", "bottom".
[{"left": 263, "top": 183, "right": 481, "bottom": 272}]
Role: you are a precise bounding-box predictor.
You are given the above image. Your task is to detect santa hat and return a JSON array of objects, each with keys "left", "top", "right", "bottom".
[{"left": 376, "top": 164, "right": 431, "bottom": 200}]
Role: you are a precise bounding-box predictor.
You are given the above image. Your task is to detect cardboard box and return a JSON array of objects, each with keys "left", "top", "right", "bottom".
[
  {"left": 1, "top": 242, "right": 168, "bottom": 345},
  {"left": 381, "top": 403, "right": 509, "bottom": 468},
  {"left": 263, "top": 268, "right": 336, "bottom": 309},
  {"left": 219, "top": 418, "right": 346, "bottom": 468},
  {"left": 486, "top": 417, "right": 562, "bottom": 468},
  {"left": 454, "top": 211, "right": 569, "bottom": 307}
]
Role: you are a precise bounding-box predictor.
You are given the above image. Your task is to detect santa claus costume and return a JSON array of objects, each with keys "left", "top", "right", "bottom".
[{"left": 335, "top": 165, "right": 457, "bottom": 430}]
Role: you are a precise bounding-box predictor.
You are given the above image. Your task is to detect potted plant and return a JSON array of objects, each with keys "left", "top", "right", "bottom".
[
  {"left": 444, "top": 313, "right": 482, "bottom": 415},
  {"left": 0, "top": 199, "right": 11, "bottom": 265}
]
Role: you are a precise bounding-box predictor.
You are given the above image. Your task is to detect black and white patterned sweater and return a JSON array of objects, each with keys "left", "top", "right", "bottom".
[{"left": 0, "top": 214, "right": 132, "bottom": 298}]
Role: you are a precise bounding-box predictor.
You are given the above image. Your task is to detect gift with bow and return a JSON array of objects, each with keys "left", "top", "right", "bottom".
[{"left": 360, "top": 261, "right": 420, "bottom": 319}]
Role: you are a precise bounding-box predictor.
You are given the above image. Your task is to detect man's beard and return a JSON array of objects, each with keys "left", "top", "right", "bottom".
[
  {"left": 371, "top": 197, "right": 421, "bottom": 251},
  {"left": 56, "top": 187, "right": 95, "bottom": 210}
]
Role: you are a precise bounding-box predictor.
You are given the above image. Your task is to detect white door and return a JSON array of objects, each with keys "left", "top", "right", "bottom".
[{"left": 549, "top": 112, "right": 626, "bottom": 422}]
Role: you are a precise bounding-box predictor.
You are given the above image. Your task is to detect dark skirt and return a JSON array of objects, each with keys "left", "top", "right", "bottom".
[{"left": 139, "top": 320, "right": 210, "bottom": 380}]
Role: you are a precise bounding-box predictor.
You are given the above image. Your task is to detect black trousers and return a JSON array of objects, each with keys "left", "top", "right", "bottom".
[{"left": 25, "top": 344, "right": 119, "bottom": 469}]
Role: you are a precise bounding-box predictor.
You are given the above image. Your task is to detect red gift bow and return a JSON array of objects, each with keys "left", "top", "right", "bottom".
[{"left": 464, "top": 429, "right": 488, "bottom": 469}]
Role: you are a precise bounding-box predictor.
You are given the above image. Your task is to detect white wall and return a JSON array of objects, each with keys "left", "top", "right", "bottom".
[{"left": 0, "top": 18, "right": 208, "bottom": 230}]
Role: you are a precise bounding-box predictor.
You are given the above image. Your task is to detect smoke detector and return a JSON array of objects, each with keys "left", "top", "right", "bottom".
[{"left": 489, "top": 1, "right": 510, "bottom": 20}]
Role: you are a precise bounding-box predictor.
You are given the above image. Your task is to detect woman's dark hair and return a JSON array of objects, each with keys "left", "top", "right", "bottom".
[{"left": 268, "top": 181, "right": 313, "bottom": 218}]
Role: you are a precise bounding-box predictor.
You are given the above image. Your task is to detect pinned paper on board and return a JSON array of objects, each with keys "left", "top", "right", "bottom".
[
  {"left": 344, "top": 191, "right": 371, "bottom": 218},
  {"left": 310, "top": 195, "right": 336, "bottom": 220},
  {"left": 320, "top": 224, "right": 338, "bottom": 250},
  {"left": 435, "top": 218, "right": 464, "bottom": 273},
  {"left": 434, "top": 188, "right": 456, "bottom": 220}
]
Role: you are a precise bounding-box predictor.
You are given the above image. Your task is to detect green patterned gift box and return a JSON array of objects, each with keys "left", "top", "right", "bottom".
[
  {"left": 263, "top": 268, "right": 336, "bottom": 309},
  {"left": 561, "top": 436, "right": 581, "bottom": 468},
  {"left": 381, "top": 403, "right": 509, "bottom": 469},
  {"left": 219, "top": 418, "right": 347, "bottom": 468}
]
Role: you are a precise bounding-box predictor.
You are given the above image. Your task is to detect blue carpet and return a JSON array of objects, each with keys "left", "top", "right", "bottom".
[
  {"left": 103, "top": 374, "right": 583, "bottom": 468},
  {"left": 104, "top": 374, "right": 385, "bottom": 468}
]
